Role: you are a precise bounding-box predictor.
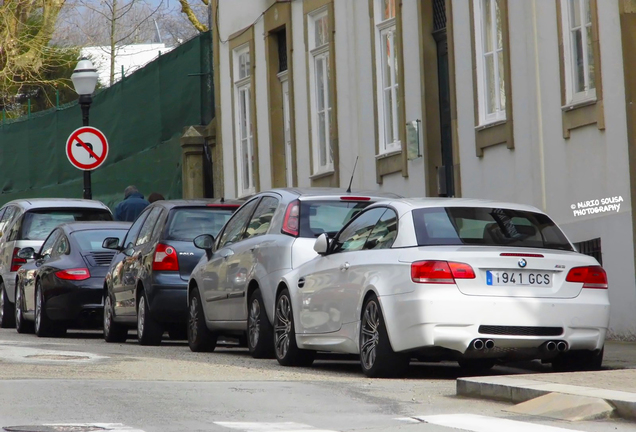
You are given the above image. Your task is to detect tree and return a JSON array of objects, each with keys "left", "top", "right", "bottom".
[
  {"left": 177, "top": 0, "right": 208, "bottom": 33},
  {"left": 0, "top": 0, "right": 79, "bottom": 116}
]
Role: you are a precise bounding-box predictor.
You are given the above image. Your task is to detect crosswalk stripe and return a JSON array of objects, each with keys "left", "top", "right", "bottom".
[
  {"left": 213, "top": 422, "right": 338, "bottom": 432},
  {"left": 409, "top": 414, "right": 586, "bottom": 432}
]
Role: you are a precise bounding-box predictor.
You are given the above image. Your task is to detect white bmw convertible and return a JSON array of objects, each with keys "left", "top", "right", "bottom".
[{"left": 272, "top": 198, "right": 609, "bottom": 378}]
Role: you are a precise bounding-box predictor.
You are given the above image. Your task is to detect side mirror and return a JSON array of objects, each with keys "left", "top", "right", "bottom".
[
  {"left": 194, "top": 234, "right": 215, "bottom": 258},
  {"left": 314, "top": 233, "right": 330, "bottom": 255},
  {"left": 17, "top": 247, "right": 35, "bottom": 260},
  {"left": 102, "top": 237, "right": 121, "bottom": 251}
]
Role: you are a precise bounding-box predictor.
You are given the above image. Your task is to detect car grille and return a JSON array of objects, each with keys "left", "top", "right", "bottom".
[
  {"left": 478, "top": 325, "right": 564, "bottom": 336},
  {"left": 88, "top": 251, "right": 116, "bottom": 266}
]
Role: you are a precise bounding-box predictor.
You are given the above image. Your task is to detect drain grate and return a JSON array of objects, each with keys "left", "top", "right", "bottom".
[{"left": 4, "top": 426, "right": 107, "bottom": 432}]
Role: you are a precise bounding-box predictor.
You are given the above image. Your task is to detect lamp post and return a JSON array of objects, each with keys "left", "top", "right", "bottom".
[{"left": 71, "top": 58, "right": 99, "bottom": 200}]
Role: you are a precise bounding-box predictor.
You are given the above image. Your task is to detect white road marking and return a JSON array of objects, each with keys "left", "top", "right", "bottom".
[
  {"left": 0, "top": 344, "right": 109, "bottom": 364},
  {"left": 408, "top": 414, "right": 585, "bottom": 431},
  {"left": 44, "top": 423, "right": 144, "bottom": 431},
  {"left": 214, "top": 422, "right": 337, "bottom": 432}
]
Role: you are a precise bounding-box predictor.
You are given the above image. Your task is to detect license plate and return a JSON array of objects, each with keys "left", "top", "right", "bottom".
[{"left": 486, "top": 270, "right": 552, "bottom": 287}]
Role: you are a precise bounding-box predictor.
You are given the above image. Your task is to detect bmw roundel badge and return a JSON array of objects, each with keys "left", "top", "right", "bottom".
[{"left": 518, "top": 258, "right": 527, "bottom": 268}]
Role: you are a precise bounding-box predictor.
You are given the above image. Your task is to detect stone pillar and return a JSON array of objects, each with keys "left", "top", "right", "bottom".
[{"left": 180, "top": 125, "right": 206, "bottom": 199}]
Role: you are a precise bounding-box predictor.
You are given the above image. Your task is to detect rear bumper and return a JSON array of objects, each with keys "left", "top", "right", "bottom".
[
  {"left": 146, "top": 273, "right": 188, "bottom": 323},
  {"left": 379, "top": 287, "right": 609, "bottom": 358},
  {"left": 45, "top": 277, "right": 104, "bottom": 327}
]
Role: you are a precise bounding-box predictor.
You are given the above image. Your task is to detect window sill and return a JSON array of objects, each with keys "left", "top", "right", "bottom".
[
  {"left": 562, "top": 98, "right": 597, "bottom": 112},
  {"left": 375, "top": 149, "right": 402, "bottom": 160},
  {"left": 310, "top": 169, "right": 335, "bottom": 180},
  {"left": 475, "top": 119, "right": 507, "bottom": 132}
]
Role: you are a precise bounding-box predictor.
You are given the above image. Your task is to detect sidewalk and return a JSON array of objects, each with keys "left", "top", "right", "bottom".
[{"left": 457, "top": 341, "right": 636, "bottom": 421}]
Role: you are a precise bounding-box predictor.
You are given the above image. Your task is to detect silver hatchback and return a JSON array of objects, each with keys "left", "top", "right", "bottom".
[
  {"left": 0, "top": 199, "right": 112, "bottom": 328},
  {"left": 187, "top": 188, "right": 402, "bottom": 357}
]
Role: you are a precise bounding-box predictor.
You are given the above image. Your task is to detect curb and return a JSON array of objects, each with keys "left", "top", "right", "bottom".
[{"left": 456, "top": 376, "right": 636, "bottom": 421}]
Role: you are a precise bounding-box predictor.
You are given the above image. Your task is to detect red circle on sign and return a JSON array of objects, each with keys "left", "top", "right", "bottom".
[{"left": 66, "top": 126, "right": 109, "bottom": 171}]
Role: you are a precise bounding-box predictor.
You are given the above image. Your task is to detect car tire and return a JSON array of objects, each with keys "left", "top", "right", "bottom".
[
  {"left": 15, "top": 286, "right": 33, "bottom": 334},
  {"left": 187, "top": 287, "right": 217, "bottom": 352},
  {"left": 457, "top": 359, "right": 496, "bottom": 374},
  {"left": 359, "top": 294, "right": 409, "bottom": 378},
  {"left": 137, "top": 294, "right": 163, "bottom": 346},
  {"left": 35, "top": 283, "right": 66, "bottom": 338},
  {"left": 103, "top": 294, "right": 128, "bottom": 343},
  {"left": 552, "top": 347, "right": 604, "bottom": 372},
  {"left": 0, "top": 282, "right": 16, "bottom": 328},
  {"left": 274, "top": 289, "right": 315, "bottom": 367},
  {"left": 247, "top": 288, "right": 275, "bottom": 359}
]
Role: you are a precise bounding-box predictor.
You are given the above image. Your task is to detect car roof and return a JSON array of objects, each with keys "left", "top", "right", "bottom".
[
  {"left": 59, "top": 221, "right": 132, "bottom": 233},
  {"left": 148, "top": 199, "right": 244, "bottom": 210},
  {"left": 260, "top": 188, "right": 403, "bottom": 200},
  {"left": 3, "top": 198, "right": 111, "bottom": 212},
  {"left": 378, "top": 198, "right": 545, "bottom": 214}
]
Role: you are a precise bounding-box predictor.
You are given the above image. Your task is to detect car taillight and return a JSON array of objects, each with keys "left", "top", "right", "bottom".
[
  {"left": 11, "top": 247, "right": 26, "bottom": 272},
  {"left": 153, "top": 243, "right": 179, "bottom": 272},
  {"left": 340, "top": 196, "right": 371, "bottom": 201},
  {"left": 411, "top": 260, "right": 475, "bottom": 284},
  {"left": 282, "top": 200, "right": 300, "bottom": 237},
  {"left": 566, "top": 265, "right": 608, "bottom": 289},
  {"left": 55, "top": 268, "right": 91, "bottom": 281}
]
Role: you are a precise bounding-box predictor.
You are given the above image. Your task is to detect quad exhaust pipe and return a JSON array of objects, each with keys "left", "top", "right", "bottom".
[
  {"left": 556, "top": 341, "right": 568, "bottom": 352},
  {"left": 544, "top": 340, "right": 569, "bottom": 352},
  {"left": 471, "top": 339, "right": 495, "bottom": 351}
]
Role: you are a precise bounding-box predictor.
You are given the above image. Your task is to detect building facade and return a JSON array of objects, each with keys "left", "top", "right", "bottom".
[{"left": 211, "top": 0, "right": 636, "bottom": 338}]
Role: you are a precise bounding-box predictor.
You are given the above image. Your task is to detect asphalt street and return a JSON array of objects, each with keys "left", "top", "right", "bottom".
[{"left": 0, "top": 329, "right": 635, "bottom": 432}]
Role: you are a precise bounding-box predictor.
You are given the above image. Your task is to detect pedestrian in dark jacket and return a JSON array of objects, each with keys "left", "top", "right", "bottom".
[{"left": 115, "top": 185, "right": 150, "bottom": 222}]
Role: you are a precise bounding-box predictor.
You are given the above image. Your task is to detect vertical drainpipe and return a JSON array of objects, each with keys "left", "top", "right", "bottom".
[{"left": 532, "top": 0, "right": 547, "bottom": 212}]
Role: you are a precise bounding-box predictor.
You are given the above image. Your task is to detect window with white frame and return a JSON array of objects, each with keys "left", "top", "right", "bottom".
[
  {"left": 374, "top": 0, "right": 400, "bottom": 154},
  {"left": 234, "top": 46, "right": 255, "bottom": 196},
  {"left": 308, "top": 9, "right": 333, "bottom": 175},
  {"left": 560, "top": 0, "right": 596, "bottom": 105},
  {"left": 472, "top": 0, "right": 506, "bottom": 126}
]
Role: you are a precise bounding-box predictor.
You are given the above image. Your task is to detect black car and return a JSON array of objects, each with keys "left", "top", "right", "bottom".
[
  {"left": 102, "top": 200, "right": 241, "bottom": 345},
  {"left": 14, "top": 221, "right": 132, "bottom": 337}
]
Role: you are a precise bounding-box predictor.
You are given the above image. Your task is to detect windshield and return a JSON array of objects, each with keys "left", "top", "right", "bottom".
[
  {"left": 299, "top": 200, "right": 373, "bottom": 238},
  {"left": 412, "top": 207, "right": 574, "bottom": 251},
  {"left": 166, "top": 207, "right": 235, "bottom": 241},
  {"left": 20, "top": 209, "right": 112, "bottom": 240},
  {"left": 71, "top": 229, "right": 128, "bottom": 252}
]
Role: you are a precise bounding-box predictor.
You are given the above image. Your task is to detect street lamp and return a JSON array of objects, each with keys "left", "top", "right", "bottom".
[{"left": 71, "top": 58, "right": 99, "bottom": 200}]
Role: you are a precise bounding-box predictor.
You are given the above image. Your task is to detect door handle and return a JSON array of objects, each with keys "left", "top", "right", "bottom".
[
  {"left": 340, "top": 262, "right": 350, "bottom": 271},
  {"left": 221, "top": 249, "right": 235, "bottom": 259},
  {"left": 250, "top": 244, "right": 260, "bottom": 252}
]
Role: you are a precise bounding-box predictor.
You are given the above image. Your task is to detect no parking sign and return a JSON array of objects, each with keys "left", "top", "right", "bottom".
[{"left": 66, "top": 126, "right": 109, "bottom": 171}]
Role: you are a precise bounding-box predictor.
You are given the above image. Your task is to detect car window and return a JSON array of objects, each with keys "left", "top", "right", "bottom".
[
  {"left": 217, "top": 199, "right": 259, "bottom": 249},
  {"left": 365, "top": 209, "right": 398, "bottom": 250},
  {"left": 19, "top": 208, "right": 112, "bottom": 241},
  {"left": 40, "top": 229, "right": 62, "bottom": 258},
  {"left": 165, "top": 207, "right": 235, "bottom": 241},
  {"left": 299, "top": 200, "right": 373, "bottom": 238},
  {"left": 412, "top": 207, "right": 574, "bottom": 251},
  {"left": 333, "top": 208, "right": 387, "bottom": 253},
  {"left": 0, "top": 206, "right": 16, "bottom": 235},
  {"left": 123, "top": 210, "right": 150, "bottom": 249},
  {"left": 135, "top": 207, "right": 163, "bottom": 246},
  {"left": 53, "top": 235, "right": 70, "bottom": 257},
  {"left": 72, "top": 229, "right": 129, "bottom": 252},
  {"left": 244, "top": 197, "right": 279, "bottom": 240}
]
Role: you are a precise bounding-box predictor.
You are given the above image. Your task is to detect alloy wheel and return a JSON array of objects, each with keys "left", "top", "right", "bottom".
[
  {"left": 138, "top": 296, "right": 146, "bottom": 339},
  {"left": 35, "top": 287, "right": 42, "bottom": 333},
  {"left": 360, "top": 300, "right": 380, "bottom": 370},
  {"left": 0, "top": 289, "right": 5, "bottom": 324},
  {"left": 15, "top": 288, "right": 22, "bottom": 329},
  {"left": 189, "top": 296, "right": 199, "bottom": 342},
  {"left": 274, "top": 295, "right": 292, "bottom": 359},
  {"left": 104, "top": 296, "right": 112, "bottom": 335},
  {"left": 248, "top": 299, "right": 261, "bottom": 349}
]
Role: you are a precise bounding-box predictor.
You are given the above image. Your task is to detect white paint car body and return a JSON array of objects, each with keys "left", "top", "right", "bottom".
[{"left": 277, "top": 198, "right": 609, "bottom": 376}]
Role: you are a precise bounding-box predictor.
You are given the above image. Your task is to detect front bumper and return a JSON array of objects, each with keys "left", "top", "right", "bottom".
[
  {"left": 45, "top": 277, "right": 104, "bottom": 327},
  {"left": 379, "top": 286, "right": 609, "bottom": 359}
]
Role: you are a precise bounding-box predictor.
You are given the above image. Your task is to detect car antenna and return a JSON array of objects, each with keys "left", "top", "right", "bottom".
[
  {"left": 220, "top": 197, "right": 225, "bottom": 203},
  {"left": 346, "top": 156, "right": 359, "bottom": 194}
]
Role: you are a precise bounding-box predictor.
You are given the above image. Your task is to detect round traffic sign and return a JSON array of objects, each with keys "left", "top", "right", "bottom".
[{"left": 66, "top": 126, "right": 109, "bottom": 171}]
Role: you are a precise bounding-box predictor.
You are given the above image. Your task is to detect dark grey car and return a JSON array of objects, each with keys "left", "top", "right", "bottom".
[
  {"left": 187, "top": 188, "right": 403, "bottom": 357},
  {"left": 102, "top": 200, "right": 241, "bottom": 345}
]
